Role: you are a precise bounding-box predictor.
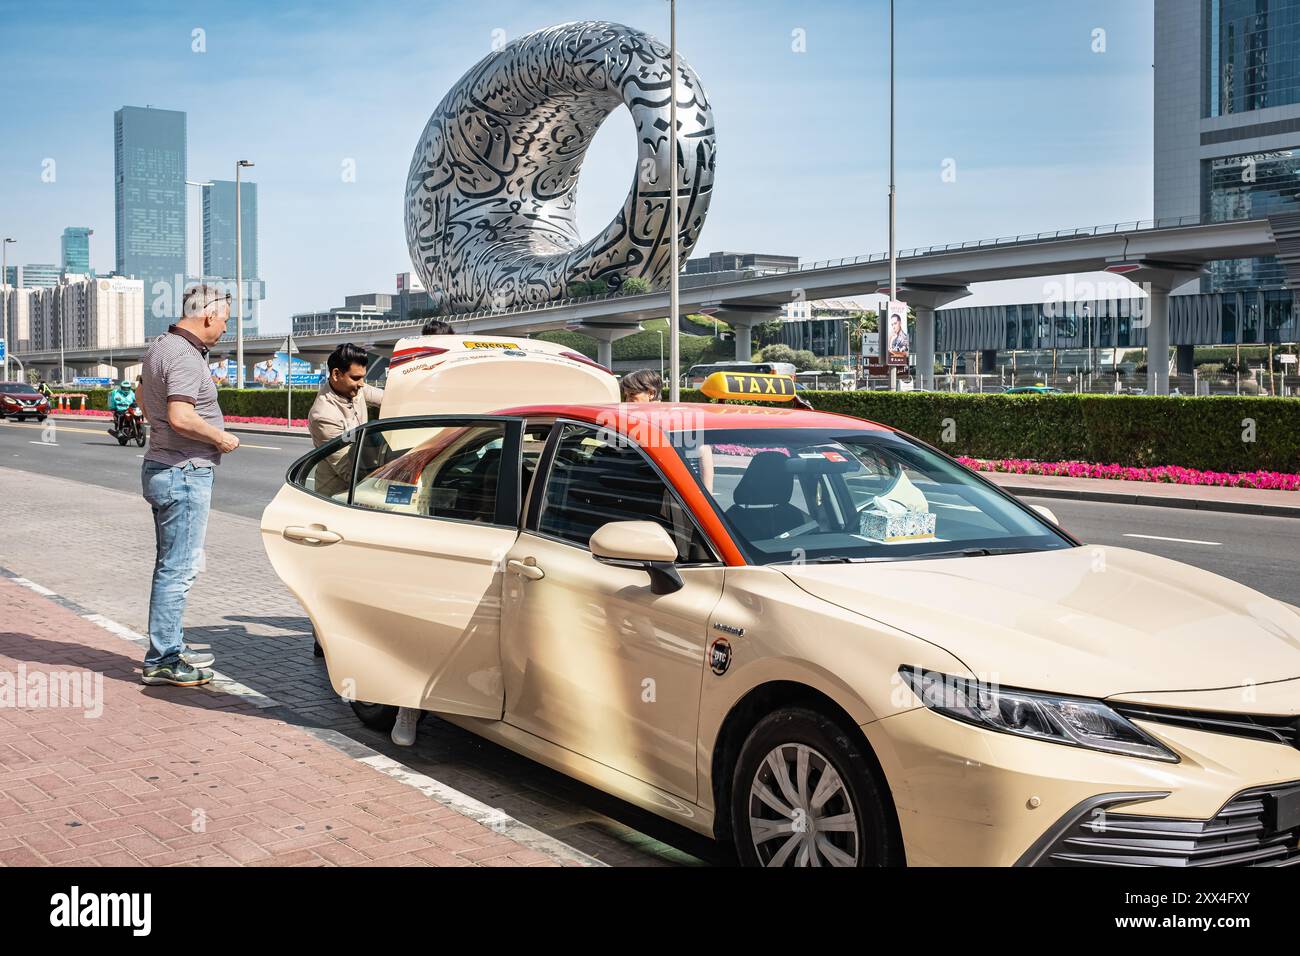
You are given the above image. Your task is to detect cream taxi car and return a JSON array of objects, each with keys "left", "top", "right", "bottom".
[{"left": 262, "top": 336, "right": 1300, "bottom": 867}]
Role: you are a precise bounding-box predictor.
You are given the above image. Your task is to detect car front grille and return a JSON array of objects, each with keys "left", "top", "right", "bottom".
[
  {"left": 1032, "top": 784, "right": 1300, "bottom": 867},
  {"left": 1113, "top": 702, "right": 1300, "bottom": 749}
]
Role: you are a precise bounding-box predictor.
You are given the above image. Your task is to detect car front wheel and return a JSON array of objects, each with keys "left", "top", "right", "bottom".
[{"left": 732, "top": 706, "right": 899, "bottom": 867}]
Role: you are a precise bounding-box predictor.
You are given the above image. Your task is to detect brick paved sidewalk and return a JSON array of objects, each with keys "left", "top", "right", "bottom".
[{"left": 0, "top": 577, "right": 564, "bottom": 867}]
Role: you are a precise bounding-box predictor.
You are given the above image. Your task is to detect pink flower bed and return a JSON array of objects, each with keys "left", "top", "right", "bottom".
[
  {"left": 958, "top": 457, "right": 1300, "bottom": 492},
  {"left": 56, "top": 408, "right": 307, "bottom": 428}
]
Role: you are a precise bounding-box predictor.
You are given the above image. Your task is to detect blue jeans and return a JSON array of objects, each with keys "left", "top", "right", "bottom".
[{"left": 141, "top": 461, "right": 214, "bottom": 668}]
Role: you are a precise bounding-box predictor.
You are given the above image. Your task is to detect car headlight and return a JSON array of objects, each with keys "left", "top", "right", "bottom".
[{"left": 899, "top": 666, "right": 1179, "bottom": 763}]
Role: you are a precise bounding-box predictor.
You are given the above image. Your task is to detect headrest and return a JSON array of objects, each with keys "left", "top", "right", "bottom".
[{"left": 733, "top": 451, "right": 794, "bottom": 506}]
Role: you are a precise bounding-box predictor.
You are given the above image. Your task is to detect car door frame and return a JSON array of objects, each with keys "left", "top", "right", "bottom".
[{"left": 272, "top": 413, "right": 527, "bottom": 717}]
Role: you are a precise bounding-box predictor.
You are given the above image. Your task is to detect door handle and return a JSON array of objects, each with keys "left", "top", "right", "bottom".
[
  {"left": 284, "top": 525, "right": 343, "bottom": 546},
  {"left": 507, "top": 558, "right": 545, "bottom": 581}
]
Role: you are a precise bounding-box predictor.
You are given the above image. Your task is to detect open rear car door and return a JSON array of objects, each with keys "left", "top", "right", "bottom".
[{"left": 261, "top": 415, "right": 524, "bottom": 718}]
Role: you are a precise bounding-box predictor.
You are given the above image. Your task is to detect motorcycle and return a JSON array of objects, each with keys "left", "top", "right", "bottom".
[{"left": 115, "top": 404, "right": 147, "bottom": 447}]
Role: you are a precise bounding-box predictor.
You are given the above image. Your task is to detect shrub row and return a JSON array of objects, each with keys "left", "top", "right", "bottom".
[
  {"left": 679, "top": 390, "right": 1300, "bottom": 473},
  {"left": 57, "top": 387, "right": 318, "bottom": 420},
  {"left": 58, "top": 387, "right": 1300, "bottom": 473}
]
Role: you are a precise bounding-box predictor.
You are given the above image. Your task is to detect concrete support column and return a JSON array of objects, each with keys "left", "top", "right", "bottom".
[
  {"left": 914, "top": 307, "right": 936, "bottom": 389},
  {"left": 711, "top": 309, "right": 783, "bottom": 363},
  {"left": 733, "top": 322, "right": 753, "bottom": 362},
  {"left": 574, "top": 322, "right": 641, "bottom": 371},
  {"left": 886, "top": 284, "right": 969, "bottom": 391},
  {"left": 1146, "top": 285, "right": 1170, "bottom": 396}
]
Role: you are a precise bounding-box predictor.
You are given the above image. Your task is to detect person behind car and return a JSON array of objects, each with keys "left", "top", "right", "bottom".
[
  {"left": 107, "top": 379, "right": 136, "bottom": 437},
  {"left": 421, "top": 318, "right": 454, "bottom": 336},
  {"left": 620, "top": 368, "right": 715, "bottom": 491},
  {"left": 619, "top": 368, "right": 662, "bottom": 402},
  {"left": 307, "top": 344, "right": 431, "bottom": 745}
]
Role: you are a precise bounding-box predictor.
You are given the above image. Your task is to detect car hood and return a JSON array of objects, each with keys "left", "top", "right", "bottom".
[{"left": 780, "top": 545, "right": 1300, "bottom": 699}]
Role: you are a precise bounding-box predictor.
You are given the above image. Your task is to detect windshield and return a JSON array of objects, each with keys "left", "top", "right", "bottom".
[
  {"left": 0, "top": 383, "right": 35, "bottom": 394},
  {"left": 670, "top": 427, "right": 1073, "bottom": 564}
]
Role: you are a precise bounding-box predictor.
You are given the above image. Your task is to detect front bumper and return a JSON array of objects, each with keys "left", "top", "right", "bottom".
[{"left": 862, "top": 705, "right": 1300, "bottom": 866}]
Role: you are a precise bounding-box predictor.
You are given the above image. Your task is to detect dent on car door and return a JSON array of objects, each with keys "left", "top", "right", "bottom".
[
  {"left": 261, "top": 417, "right": 522, "bottom": 718},
  {"left": 500, "top": 422, "right": 725, "bottom": 801}
]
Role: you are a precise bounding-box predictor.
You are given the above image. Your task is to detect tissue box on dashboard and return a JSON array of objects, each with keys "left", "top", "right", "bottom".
[{"left": 858, "top": 508, "right": 937, "bottom": 542}]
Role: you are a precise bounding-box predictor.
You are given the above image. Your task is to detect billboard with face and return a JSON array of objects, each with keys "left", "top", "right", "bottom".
[{"left": 882, "top": 300, "right": 909, "bottom": 367}]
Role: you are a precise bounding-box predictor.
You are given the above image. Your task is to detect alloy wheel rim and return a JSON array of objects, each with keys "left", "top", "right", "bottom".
[{"left": 747, "top": 742, "right": 860, "bottom": 866}]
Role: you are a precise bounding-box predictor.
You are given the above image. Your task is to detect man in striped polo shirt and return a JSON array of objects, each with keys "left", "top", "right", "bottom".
[{"left": 137, "top": 285, "right": 242, "bottom": 687}]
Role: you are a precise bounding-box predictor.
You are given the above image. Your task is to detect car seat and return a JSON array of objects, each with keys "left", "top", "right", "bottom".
[{"left": 724, "top": 451, "right": 808, "bottom": 541}]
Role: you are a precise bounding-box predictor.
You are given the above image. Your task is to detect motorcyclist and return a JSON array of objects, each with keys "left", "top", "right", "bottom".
[{"left": 107, "top": 379, "right": 137, "bottom": 437}]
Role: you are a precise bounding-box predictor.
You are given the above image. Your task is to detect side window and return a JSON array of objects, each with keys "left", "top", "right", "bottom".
[
  {"left": 296, "top": 432, "right": 358, "bottom": 502},
  {"left": 351, "top": 421, "right": 507, "bottom": 523},
  {"left": 538, "top": 424, "right": 712, "bottom": 562}
]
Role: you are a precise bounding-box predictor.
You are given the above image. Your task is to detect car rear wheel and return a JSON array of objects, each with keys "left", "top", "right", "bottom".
[
  {"left": 350, "top": 700, "right": 399, "bottom": 732},
  {"left": 732, "top": 706, "right": 898, "bottom": 867}
]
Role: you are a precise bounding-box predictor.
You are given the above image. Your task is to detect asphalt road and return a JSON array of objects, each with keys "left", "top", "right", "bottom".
[
  {"left": 3, "top": 415, "right": 1296, "bottom": 605},
  {"left": 0, "top": 416, "right": 316, "bottom": 520}
]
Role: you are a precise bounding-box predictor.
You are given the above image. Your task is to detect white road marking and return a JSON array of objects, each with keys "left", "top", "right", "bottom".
[
  {"left": 1123, "top": 533, "right": 1222, "bottom": 547},
  {"left": 28, "top": 441, "right": 57, "bottom": 447}
]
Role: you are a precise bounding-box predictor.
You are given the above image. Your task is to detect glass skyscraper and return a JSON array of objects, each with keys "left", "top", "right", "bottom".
[
  {"left": 114, "top": 106, "right": 186, "bottom": 336},
  {"left": 1155, "top": 0, "right": 1300, "bottom": 293},
  {"left": 61, "top": 227, "right": 92, "bottom": 275},
  {"left": 202, "top": 180, "right": 262, "bottom": 336}
]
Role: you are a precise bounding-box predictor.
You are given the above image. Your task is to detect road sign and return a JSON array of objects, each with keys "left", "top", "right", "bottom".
[
  {"left": 0, "top": 338, "right": 5, "bottom": 360},
  {"left": 1280, "top": 354, "right": 1297, "bottom": 364}
]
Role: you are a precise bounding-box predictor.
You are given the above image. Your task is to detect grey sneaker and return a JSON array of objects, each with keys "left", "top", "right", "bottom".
[
  {"left": 142, "top": 661, "right": 213, "bottom": 687},
  {"left": 181, "top": 648, "right": 215, "bottom": 668}
]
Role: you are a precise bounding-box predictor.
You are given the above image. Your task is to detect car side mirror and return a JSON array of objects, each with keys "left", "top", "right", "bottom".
[
  {"left": 1032, "top": 504, "right": 1059, "bottom": 525},
  {"left": 590, "top": 521, "right": 683, "bottom": 594}
]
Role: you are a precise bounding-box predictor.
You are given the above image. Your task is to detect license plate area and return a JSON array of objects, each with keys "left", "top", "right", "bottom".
[{"left": 1265, "top": 786, "right": 1300, "bottom": 833}]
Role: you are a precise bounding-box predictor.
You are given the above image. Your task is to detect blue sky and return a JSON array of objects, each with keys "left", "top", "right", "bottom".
[{"left": 0, "top": 0, "right": 1155, "bottom": 330}]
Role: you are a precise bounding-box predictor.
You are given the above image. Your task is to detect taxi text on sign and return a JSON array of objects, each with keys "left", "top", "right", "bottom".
[{"left": 700, "top": 371, "right": 798, "bottom": 402}]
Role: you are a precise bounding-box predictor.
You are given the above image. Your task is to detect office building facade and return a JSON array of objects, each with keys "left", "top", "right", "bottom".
[
  {"left": 1156, "top": 0, "right": 1300, "bottom": 291},
  {"left": 202, "top": 179, "right": 262, "bottom": 335},
  {"left": 27, "top": 275, "right": 144, "bottom": 354},
  {"left": 114, "top": 106, "right": 187, "bottom": 336},
  {"left": 7, "top": 264, "right": 63, "bottom": 290},
  {"left": 61, "top": 227, "right": 93, "bottom": 275}
]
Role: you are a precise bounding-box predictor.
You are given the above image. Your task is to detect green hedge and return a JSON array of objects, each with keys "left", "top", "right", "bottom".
[
  {"left": 678, "top": 390, "right": 1300, "bottom": 472},
  {"left": 60, "top": 386, "right": 1300, "bottom": 472},
  {"left": 57, "top": 387, "right": 316, "bottom": 420}
]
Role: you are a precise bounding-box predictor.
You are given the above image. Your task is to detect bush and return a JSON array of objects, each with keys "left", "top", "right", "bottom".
[
  {"left": 619, "top": 277, "right": 652, "bottom": 295},
  {"left": 677, "top": 390, "right": 1300, "bottom": 472},
  {"left": 54, "top": 387, "right": 319, "bottom": 419}
]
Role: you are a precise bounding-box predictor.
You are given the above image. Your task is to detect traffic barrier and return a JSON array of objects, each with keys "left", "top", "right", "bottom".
[{"left": 55, "top": 393, "right": 88, "bottom": 412}]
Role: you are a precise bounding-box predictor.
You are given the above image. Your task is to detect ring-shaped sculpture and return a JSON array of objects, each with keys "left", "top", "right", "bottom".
[{"left": 404, "top": 20, "right": 717, "bottom": 314}]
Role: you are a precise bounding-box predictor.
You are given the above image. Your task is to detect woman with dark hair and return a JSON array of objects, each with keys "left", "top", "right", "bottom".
[{"left": 619, "top": 368, "right": 663, "bottom": 402}]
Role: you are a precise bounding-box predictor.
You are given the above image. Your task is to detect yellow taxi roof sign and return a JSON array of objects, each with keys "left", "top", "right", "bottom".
[{"left": 700, "top": 371, "right": 798, "bottom": 402}]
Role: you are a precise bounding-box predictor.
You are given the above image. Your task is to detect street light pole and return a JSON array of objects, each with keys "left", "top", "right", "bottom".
[
  {"left": 2, "top": 237, "right": 14, "bottom": 382},
  {"left": 235, "top": 160, "right": 254, "bottom": 388},
  {"left": 667, "top": 0, "right": 681, "bottom": 402},
  {"left": 887, "top": 0, "right": 898, "bottom": 391}
]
